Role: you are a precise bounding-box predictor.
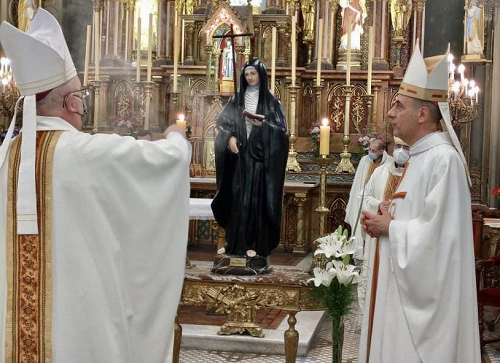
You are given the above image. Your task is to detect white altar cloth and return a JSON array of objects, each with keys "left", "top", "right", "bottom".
[{"left": 189, "top": 198, "right": 214, "bottom": 220}]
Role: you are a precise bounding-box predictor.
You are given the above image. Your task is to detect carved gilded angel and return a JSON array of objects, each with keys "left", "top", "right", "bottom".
[
  {"left": 390, "top": 0, "right": 412, "bottom": 38},
  {"left": 301, "top": 0, "right": 315, "bottom": 41}
]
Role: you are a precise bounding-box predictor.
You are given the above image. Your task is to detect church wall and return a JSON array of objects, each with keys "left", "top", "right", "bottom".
[{"left": 61, "top": 0, "right": 92, "bottom": 72}]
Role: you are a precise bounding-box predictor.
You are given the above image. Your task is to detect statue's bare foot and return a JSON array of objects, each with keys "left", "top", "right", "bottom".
[
  {"left": 217, "top": 247, "right": 226, "bottom": 255},
  {"left": 246, "top": 249, "right": 257, "bottom": 258}
]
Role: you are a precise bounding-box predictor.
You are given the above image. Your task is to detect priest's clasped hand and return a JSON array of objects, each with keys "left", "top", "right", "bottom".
[{"left": 361, "top": 206, "right": 392, "bottom": 238}]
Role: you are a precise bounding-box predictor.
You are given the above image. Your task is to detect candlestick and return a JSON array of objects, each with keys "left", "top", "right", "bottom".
[
  {"left": 176, "top": 114, "right": 186, "bottom": 131},
  {"left": 124, "top": 8, "right": 129, "bottom": 61},
  {"left": 83, "top": 25, "right": 91, "bottom": 87},
  {"left": 147, "top": 13, "right": 153, "bottom": 82},
  {"left": 136, "top": 16, "right": 141, "bottom": 82},
  {"left": 319, "top": 118, "right": 330, "bottom": 156},
  {"left": 271, "top": 26, "right": 277, "bottom": 93},
  {"left": 367, "top": 26, "right": 374, "bottom": 95},
  {"left": 291, "top": 13, "right": 297, "bottom": 86},
  {"left": 173, "top": 11, "right": 179, "bottom": 93},
  {"left": 316, "top": 19, "right": 323, "bottom": 87},
  {"left": 346, "top": 15, "right": 352, "bottom": 86},
  {"left": 93, "top": 11, "right": 100, "bottom": 81}
]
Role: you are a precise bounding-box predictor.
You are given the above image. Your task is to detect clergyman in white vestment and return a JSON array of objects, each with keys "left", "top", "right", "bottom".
[
  {"left": 0, "top": 9, "right": 191, "bottom": 363},
  {"left": 360, "top": 45, "right": 481, "bottom": 363},
  {"left": 345, "top": 139, "right": 392, "bottom": 261}
]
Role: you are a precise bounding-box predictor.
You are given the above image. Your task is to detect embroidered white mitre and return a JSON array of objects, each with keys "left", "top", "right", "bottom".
[
  {"left": 398, "top": 42, "right": 470, "bottom": 185},
  {"left": 0, "top": 9, "right": 77, "bottom": 234}
]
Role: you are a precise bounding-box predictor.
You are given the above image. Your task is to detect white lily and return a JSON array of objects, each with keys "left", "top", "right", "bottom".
[
  {"left": 308, "top": 264, "right": 335, "bottom": 287},
  {"left": 334, "top": 236, "right": 358, "bottom": 258},
  {"left": 314, "top": 231, "right": 346, "bottom": 258},
  {"left": 328, "top": 260, "right": 360, "bottom": 286}
]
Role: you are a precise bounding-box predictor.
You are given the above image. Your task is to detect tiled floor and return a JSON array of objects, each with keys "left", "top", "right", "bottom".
[{"left": 180, "top": 309, "right": 500, "bottom": 362}]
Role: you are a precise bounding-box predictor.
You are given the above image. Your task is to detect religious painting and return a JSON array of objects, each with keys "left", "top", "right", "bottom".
[{"left": 462, "top": 0, "right": 485, "bottom": 61}]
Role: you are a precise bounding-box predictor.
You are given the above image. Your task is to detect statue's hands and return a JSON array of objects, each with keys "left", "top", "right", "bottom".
[
  {"left": 249, "top": 119, "right": 263, "bottom": 127},
  {"left": 229, "top": 136, "right": 239, "bottom": 154}
]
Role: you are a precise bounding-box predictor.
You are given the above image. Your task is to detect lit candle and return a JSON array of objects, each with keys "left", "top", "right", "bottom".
[
  {"left": 449, "top": 63, "right": 456, "bottom": 80},
  {"left": 458, "top": 64, "right": 465, "bottom": 82},
  {"left": 271, "top": 26, "right": 277, "bottom": 93},
  {"left": 474, "top": 86, "right": 479, "bottom": 103},
  {"left": 291, "top": 13, "right": 297, "bottom": 86},
  {"left": 319, "top": 118, "right": 330, "bottom": 156},
  {"left": 346, "top": 15, "right": 352, "bottom": 86},
  {"left": 147, "top": 13, "right": 153, "bottom": 82},
  {"left": 94, "top": 10, "right": 100, "bottom": 81},
  {"left": 136, "top": 16, "right": 141, "bottom": 82},
  {"left": 367, "top": 26, "right": 374, "bottom": 95},
  {"left": 316, "top": 19, "right": 323, "bottom": 87},
  {"left": 83, "top": 25, "right": 91, "bottom": 87},
  {"left": 176, "top": 114, "right": 186, "bottom": 131},
  {"left": 173, "top": 11, "right": 179, "bottom": 93}
]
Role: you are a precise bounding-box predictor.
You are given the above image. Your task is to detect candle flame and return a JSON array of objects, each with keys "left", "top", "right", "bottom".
[
  {"left": 178, "top": 114, "right": 185, "bottom": 121},
  {"left": 322, "top": 118, "right": 329, "bottom": 127}
]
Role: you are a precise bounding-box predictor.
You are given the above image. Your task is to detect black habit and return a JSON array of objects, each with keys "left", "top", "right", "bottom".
[{"left": 211, "top": 60, "right": 289, "bottom": 257}]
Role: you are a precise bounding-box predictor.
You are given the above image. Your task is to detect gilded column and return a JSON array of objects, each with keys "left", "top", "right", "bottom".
[
  {"left": 184, "top": 21, "right": 195, "bottom": 65},
  {"left": 277, "top": 23, "right": 287, "bottom": 66},
  {"left": 251, "top": 23, "right": 260, "bottom": 59},
  {"left": 293, "top": 194, "right": 308, "bottom": 254},
  {"left": 412, "top": 0, "right": 427, "bottom": 46},
  {"left": 157, "top": 0, "right": 169, "bottom": 61},
  {"left": 373, "top": 0, "right": 390, "bottom": 70},
  {"left": 150, "top": 81, "right": 161, "bottom": 132}
]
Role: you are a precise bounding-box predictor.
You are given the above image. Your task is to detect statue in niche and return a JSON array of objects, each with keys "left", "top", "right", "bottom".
[
  {"left": 222, "top": 40, "right": 234, "bottom": 78},
  {"left": 464, "top": 0, "right": 484, "bottom": 57},
  {"left": 339, "top": 0, "right": 367, "bottom": 51},
  {"left": 301, "top": 0, "right": 315, "bottom": 41},
  {"left": 185, "top": 0, "right": 195, "bottom": 14},
  {"left": 390, "top": 0, "right": 412, "bottom": 38},
  {"left": 17, "top": 0, "right": 36, "bottom": 31}
]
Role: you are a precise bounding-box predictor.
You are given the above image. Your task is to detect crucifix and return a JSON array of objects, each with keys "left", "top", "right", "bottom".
[{"left": 212, "top": 24, "right": 253, "bottom": 99}]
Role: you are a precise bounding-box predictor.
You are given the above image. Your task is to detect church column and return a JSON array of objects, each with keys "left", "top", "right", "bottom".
[
  {"left": 157, "top": 0, "right": 169, "bottom": 63},
  {"left": 98, "top": 80, "right": 111, "bottom": 131},
  {"left": 373, "top": 0, "right": 390, "bottom": 70},
  {"left": 184, "top": 21, "right": 195, "bottom": 65},
  {"left": 150, "top": 81, "right": 161, "bottom": 132},
  {"left": 235, "top": 45, "right": 246, "bottom": 75},
  {"left": 277, "top": 23, "right": 287, "bottom": 66},
  {"left": 251, "top": 23, "right": 260, "bottom": 59},
  {"left": 412, "top": 0, "right": 426, "bottom": 48},
  {"left": 293, "top": 194, "right": 308, "bottom": 255},
  {"left": 205, "top": 45, "right": 213, "bottom": 90},
  {"left": 166, "top": 0, "right": 174, "bottom": 64},
  {"left": 319, "top": 0, "right": 333, "bottom": 68}
]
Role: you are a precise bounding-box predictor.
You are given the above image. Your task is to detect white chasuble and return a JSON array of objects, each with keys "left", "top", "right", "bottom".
[
  {"left": 345, "top": 152, "right": 392, "bottom": 260},
  {"left": 360, "top": 132, "right": 480, "bottom": 363},
  {"left": 0, "top": 117, "right": 191, "bottom": 363}
]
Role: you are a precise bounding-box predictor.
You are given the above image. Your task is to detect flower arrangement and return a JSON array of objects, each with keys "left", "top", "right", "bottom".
[
  {"left": 307, "top": 122, "right": 335, "bottom": 154},
  {"left": 308, "top": 226, "right": 360, "bottom": 363},
  {"left": 493, "top": 187, "right": 500, "bottom": 204},
  {"left": 109, "top": 114, "right": 143, "bottom": 137}
]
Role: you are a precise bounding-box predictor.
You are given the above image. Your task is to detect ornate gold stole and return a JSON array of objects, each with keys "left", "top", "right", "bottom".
[
  {"left": 364, "top": 161, "right": 380, "bottom": 185},
  {"left": 5, "top": 131, "right": 62, "bottom": 363}
]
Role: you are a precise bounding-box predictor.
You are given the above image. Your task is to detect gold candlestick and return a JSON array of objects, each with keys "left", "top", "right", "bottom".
[
  {"left": 335, "top": 85, "right": 355, "bottom": 173},
  {"left": 286, "top": 85, "right": 301, "bottom": 172},
  {"left": 315, "top": 155, "right": 330, "bottom": 237},
  {"left": 92, "top": 80, "right": 101, "bottom": 134},
  {"left": 144, "top": 81, "right": 153, "bottom": 130},
  {"left": 364, "top": 93, "right": 374, "bottom": 129}
]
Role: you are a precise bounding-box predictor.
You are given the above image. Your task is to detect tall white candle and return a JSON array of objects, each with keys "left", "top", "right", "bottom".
[
  {"left": 173, "top": 10, "right": 179, "bottom": 93},
  {"left": 147, "top": 13, "right": 153, "bottom": 82},
  {"left": 271, "top": 26, "right": 277, "bottom": 93},
  {"left": 136, "top": 16, "right": 141, "bottom": 82},
  {"left": 367, "top": 26, "right": 374, "bottom": 95},
  {"left": 291, "top": 13, "right": 297, "bottom": 86},
  {"left": 94, "top": 11, "right": 101, "bottom": 81},
  {"left": 319, "top": 118, "right": 330, "bottom": 156},
  {"left": 83, "top": 25, "right": 91, "bottom": 87},
  {"left": 346, "top": 15, "right": 352, "bottom": 86}
]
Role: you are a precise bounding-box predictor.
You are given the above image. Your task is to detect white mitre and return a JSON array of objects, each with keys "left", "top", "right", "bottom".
[
  {"left": 399, "top": 42, "right": 471, "bottom": 185},
  {"left": 0, "top": 8, "right": 77, "bottom": 234}
]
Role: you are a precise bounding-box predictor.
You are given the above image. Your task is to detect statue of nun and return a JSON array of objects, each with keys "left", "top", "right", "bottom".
[{"left": 211, "top": 59, "right": 289, "bottom": 268}]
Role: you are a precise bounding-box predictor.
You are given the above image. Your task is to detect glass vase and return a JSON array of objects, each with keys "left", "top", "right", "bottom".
[{"left": 331, "top": 315, "right": 344, "bottom": 363}]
